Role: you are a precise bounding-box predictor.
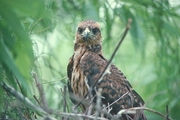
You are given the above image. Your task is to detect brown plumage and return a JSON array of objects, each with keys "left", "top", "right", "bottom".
[{"left": 67, "top": 20, "right": 147, "bottom": 120}]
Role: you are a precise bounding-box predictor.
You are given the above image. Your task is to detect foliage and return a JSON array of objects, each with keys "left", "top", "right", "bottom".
[{"left": 0, "top": 0, "right": 179, "bottom": 119}]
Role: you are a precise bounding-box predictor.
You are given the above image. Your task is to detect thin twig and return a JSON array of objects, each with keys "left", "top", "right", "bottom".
[
  {"left": 63, "top": 85, "right": 67, "bottom": 113},
  {"left": 86, "top": 94, "right": 97, "bottom": 116},
  {"left": 74, "top": 19, "right": 132, "bottom": 109},
  {"left": 29, "top": 18, "right": 42, "bottom": 35},
  {"left": 32, "top": 72, "right": 49, "bottom": 112},
  {"left": 100, "top": 104, "right": 113, "bottom": 119},
  {"left": 87, "top": 104, "right": 93, "bottom": 116},
  {"left": 103, "top": 92, "right": 129, "bottom": 111},
  {"left": 95, "top": 88, "right": 102, "bottom": 120},
  {"left": 146, "top": 90, "right": 166, "bottom": 104},
  {"left": 15, "top": 77, "right": 24, "bottom": 95},
  {"left": 15, "top": 77, "right": 33, "bottom": 119},
  {"left": 117, "top": 107, "right": 173, "bottom": 120},
  {"left": 166, "top": 105, "right": 170, "bottom": 120},
  {"left": 62, "top": 85, "right": 67, "bottom": 120},
  {"left": 33, "top": 95, "right": 41, "bottom": 105},
  {"left": 36, "top": 26, "right": 51, "bottom": 33}
]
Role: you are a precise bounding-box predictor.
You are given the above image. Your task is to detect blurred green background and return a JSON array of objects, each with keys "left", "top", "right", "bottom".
[{"left": 0, "top": 0, "right": 180, "bottom": 119}]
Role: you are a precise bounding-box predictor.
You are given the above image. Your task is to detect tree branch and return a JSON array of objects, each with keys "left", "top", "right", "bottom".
[
  {"left": 117, "top": 106, "right": 173, "bottom": 120},
  {"left": 1, "top": 81, "right": 47, "bottom": 115},
  {"left": 32, "top": 72, "right": 49, "bottom": 113}
]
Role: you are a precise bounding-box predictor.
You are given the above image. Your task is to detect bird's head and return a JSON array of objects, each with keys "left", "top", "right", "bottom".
[{"left": 75, "top": 20, "right": 101, "bottom": 44}]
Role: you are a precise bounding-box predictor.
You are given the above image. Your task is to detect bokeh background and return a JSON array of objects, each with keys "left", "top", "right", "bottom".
[{"left": 0, "top": 0, "right": 180, "bottom": 119}]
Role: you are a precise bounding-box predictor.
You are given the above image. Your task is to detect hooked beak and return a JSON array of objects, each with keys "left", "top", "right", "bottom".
[{"left": 82, "top": 27, "right": 90, "bottom": 41}]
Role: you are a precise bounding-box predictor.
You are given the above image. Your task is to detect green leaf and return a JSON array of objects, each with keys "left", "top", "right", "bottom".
[
  {"left": 119, "top": 6, "right": 145, "bottom": 47},
  {"left": 0, "top": 1, "right": 34, "bottom": 94},
  {"left": 2, "top": 0, "right": 46, "bottom": 18},
  {"left": 0, "top": 39, "right": 29, "bottom": 93}
]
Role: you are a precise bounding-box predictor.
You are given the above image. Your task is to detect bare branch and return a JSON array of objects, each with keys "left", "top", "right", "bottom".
[
  {"left": 166, "top": 105, "right": 170, "bottom": 120},
  {"left": 63, "top": 85, "right": 67, "bottom": 113},
  {"left": 103, "top": 92, "right": 129, "bottom": 111},
  {"left": 87, "top": 104, "right": 93, "bottom": 116},
  {"left": 93, "top": 18, "right": 132, "bottom": 87},
  {"left": 95, "top": 88, "right": 102, "bottom": 120},
  {"left": 62, "top": 85, "right": 67, "bottom": 120},
  {"left": 117, "top": 107, "right": 173, "bottom": 120},
  {"left": 32, "top": 72, "right": 49, "bottom": 112},
  {"left": 52, "top": 111, "right": 108, "bottom": 120},
  {"left": 1, "top": 81, "right": 47, "bottom": 115},
  {"left": 33, "top": 95, "right": 41, "bottom": 105}
]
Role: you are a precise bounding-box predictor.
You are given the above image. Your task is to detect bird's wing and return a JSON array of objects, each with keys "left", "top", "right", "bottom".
[
  {"left": 67, "top": 55, "right": 78, "bottom": 104},
  {"left": 80, "top": 51, "right": 145, "bottom": 114}
]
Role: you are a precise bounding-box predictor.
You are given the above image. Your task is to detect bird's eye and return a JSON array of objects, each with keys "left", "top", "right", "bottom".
[
  {"left": 92, "top": 27, "right": 99, "bottom": 34},
  {"left": 78, "top": 27, "right": 83, "bottom": 34}
]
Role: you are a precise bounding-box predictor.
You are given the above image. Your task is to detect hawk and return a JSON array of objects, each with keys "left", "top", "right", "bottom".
[{"left": 67, "top": 20, "right": 147, "bottom": 120}]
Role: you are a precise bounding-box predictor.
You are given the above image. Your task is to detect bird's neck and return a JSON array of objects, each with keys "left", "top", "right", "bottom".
[
  {"left": 73, "top": 43, "right": 102, "bottom": 69},
  {"left": 74, "top": 42, "right": 102, "bottom": 54}
]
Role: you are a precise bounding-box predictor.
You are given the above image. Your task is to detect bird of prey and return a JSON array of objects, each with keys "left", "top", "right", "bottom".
[{"left": 67, "top": 20, "right": 147, "bottom": 120}]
